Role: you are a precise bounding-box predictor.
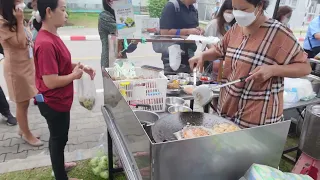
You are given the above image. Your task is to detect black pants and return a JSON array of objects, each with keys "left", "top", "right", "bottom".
[
  {"left": 0, "top": 87, "right": 10, "bottom": 116},
  {"left": 38, "top": 103, "right": 70, "bottom": 180}
]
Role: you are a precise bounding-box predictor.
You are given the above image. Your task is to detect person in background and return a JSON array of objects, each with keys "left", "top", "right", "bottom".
[
  {"left": 275, "top": 5, "right": 292, "bottom": 28},
  {"left": 33, "top": 0, "right": 95, "bottom": 179},
  {"left": 160, "top": 0, "right": 204, "bottom": 73},
  {"left": 0, "top": 86, "right": 17, "bottom": 126},
  {"left": 0, "top": 0, "right": 43, "bottom": 146},
  {"left": 27, "top": 0, "right": 39, "bottom": 42},
  {"left": 212, "top": 0, "right": 221, "bottom": 18},
  {"left": 98, "top": 0, "right": 137, "bottom": 68},
  {"left": 304, "top": 16, "right": 320, "bottom": 58},
  {"left": 204, "top": 0, "right": 235, "bottom": 78},
  {"left": 189, "top": 0, "right": 311, "bottom": 128},
  {"left": 205, "top": 0, "right": 235, "bottom": 43}
]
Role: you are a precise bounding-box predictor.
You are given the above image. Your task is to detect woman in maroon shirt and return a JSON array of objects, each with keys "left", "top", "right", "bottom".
[{"left": 33, "top": 0, "right": 95, "bottom": 179}]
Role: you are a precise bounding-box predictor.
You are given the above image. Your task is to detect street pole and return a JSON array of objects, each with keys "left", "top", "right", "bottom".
[{"left": 272, "top": 0, "right": 281, "bottom": 19}]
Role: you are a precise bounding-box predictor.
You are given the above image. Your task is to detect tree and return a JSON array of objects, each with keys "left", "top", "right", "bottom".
[{"left": 148, "top": 0, "right": 167, "bottom": 18}]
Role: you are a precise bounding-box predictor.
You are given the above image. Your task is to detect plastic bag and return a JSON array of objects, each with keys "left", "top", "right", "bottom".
[
  {"left": 284, "top": 78, "right": 316, "bottom": 102},
  {"left": 168, "top": 44, "right": 181, "bottom": 71},
  {"left": 242, "top": 164, "right": 313, "bottom": 180},
  {"left": 77, "top": 73, "right": 96, "bottom": 110},
  {"left": 113, "top": 59, "right": 136, "bottom": 80}
]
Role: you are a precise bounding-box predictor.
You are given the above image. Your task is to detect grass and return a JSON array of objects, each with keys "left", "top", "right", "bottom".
[
  {"left": 66, "top": 13, "right": 99, "bottom": 28},
  {"left": 0, "top": 159, "right": 126, "bottom": 180},
  {"left": 24, "top": 11, "right": 100, "bottom": 28}
]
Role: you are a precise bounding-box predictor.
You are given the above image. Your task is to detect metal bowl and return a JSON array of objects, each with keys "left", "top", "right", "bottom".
[
  {"left": 133, "top": 110, "right": 159, "bottom": 125},
  {"left": 167, "top": 75, "right": 179, "bottom": 80},
  {"left": 167, "top": 89, "right": 181, "bottom": 96},
  {"left": 166, "top": 97, "right": 185, "bottom": 109},
  {"left": 179, "top": 79, "right": 189, "bottom": 85},
  {"left": 178, "top": 73, "right": 190, "bottom": 79},
  {"left": 168, "top": 105, "right": 192, "bottom": 114}
]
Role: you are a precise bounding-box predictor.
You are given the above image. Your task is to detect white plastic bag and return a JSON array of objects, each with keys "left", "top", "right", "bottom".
[
  {"left": 77, "top": 73, "right": 96, "bottom": 110},
  {"left": 168, "top": 44, "right": 181, "bottom": 71},
  {"left": 113, "top": 59, "right": 136, "bottom": 80},
  {"left": 284, "top": 78, "right": 316, "bottom": 102}
]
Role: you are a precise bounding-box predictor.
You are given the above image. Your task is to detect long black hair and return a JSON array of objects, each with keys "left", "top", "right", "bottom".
[
  {"left": 33, "top": 0, "right": 59, "bottom": 31},
  {"left": 0, "top": 0, "right": 18, "bottom": 32},
  {"left": 102, "top": 0, "right": 115, "bottom": 18},
  {"left": 214, "top": 0, "right": 236, "bottom": 36}
]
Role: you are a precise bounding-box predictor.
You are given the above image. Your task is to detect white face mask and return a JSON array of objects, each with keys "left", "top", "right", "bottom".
[
  {"left": 223, "top": 12, "right": 234, "bottom": 23},
  {"left": 233, "top": 8, "right": 257, "bottom": 27},
  {"left": 282, "top": 17, "right": 290, "bottom": 24},
  {"left": 15, "top": 3, "right": 26, "bottom": 11}
]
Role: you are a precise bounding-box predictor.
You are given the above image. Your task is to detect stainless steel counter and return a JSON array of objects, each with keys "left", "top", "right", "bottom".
[{"left": 102, "top": 68, "right": 291, "bottom": 180}]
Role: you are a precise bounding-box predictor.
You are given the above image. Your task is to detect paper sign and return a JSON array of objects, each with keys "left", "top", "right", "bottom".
[{"left": 114, "top": 4, "right": 136, "bottom": 36}]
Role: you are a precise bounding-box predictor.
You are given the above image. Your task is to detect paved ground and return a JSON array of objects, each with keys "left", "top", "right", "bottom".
[{"left": 0, "top": 92, "right": 105, "bottom": 163}]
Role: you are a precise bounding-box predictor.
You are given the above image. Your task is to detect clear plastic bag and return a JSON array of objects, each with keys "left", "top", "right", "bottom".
[
  {"left": 113, "top": 59, "right": 136, "bottom": 80},
  {"left": 77, "top": 73, "right": 96, "bottom": 110}
]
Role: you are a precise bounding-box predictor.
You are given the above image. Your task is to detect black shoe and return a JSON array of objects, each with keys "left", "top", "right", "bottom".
[{"left": 3, "top": 114, "right": 17, "bottom": 126}]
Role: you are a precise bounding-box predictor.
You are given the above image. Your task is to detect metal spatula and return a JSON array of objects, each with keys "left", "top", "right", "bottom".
[{"left": 193, "top": 76, "right": 248, "bottom": 107}]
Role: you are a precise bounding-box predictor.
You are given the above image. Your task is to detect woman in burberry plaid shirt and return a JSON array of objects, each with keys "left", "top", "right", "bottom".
[{"left": 189, "top": 0, "right": 311, "bottom": 128}]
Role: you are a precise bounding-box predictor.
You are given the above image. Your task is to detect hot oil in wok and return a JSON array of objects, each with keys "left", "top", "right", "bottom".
[{"left": 179, "top": 112, "right": 204, "bottom": 126}]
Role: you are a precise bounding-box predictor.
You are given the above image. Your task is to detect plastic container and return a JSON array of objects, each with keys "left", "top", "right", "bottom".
[{"left": 106, "top": 67, "right": 167, "bottom": 112}]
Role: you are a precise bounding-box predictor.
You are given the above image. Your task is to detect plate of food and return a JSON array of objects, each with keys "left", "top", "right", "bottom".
[
  {"left": 212, "top": 123, "right": 241, "bottom": 134},
  {"left": 174, "top": 125, "right": 214, "bottom": 140},
  {"left": 167, "top": 80, "right": 182, "bottom": 95}
]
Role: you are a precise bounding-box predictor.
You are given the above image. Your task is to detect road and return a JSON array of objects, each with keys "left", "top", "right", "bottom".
[{"left": 0, "top": 39, "right": 162, "bottom": 97}]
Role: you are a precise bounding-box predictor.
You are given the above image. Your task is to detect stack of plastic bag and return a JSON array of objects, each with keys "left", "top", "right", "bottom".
[{"left": 241, "top": 164, "right": 313, "bottom": 180}]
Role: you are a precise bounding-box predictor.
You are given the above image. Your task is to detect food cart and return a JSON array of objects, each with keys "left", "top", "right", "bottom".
[{"left": 102, "top": 67, "right": 291, "bottom": 180}]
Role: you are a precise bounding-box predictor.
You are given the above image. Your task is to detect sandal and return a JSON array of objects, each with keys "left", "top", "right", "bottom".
[
  {"left": 65, "top": 162, "right": 77, "bottom": 172},
  {"left": 18, "top": 130, "right": 40, "bottom": 139}
]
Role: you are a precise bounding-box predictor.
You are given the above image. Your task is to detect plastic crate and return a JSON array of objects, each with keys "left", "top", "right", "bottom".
[{"left": 106, "top": 67, "right": 167, "bottom": 112}]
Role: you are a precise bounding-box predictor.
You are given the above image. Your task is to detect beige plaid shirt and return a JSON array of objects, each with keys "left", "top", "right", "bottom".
[{"left": 213, "top": 19, "right": 307, "bottom": 128}]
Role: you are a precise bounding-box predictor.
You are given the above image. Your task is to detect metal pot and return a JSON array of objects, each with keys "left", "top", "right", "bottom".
[{"left": 133, "top": 110, "right": 159, "bottom": 142}]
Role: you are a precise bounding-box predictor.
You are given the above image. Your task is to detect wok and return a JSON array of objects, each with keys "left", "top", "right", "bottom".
[{"left": 151, "top": 112, "right": 232, "bottom": 143}]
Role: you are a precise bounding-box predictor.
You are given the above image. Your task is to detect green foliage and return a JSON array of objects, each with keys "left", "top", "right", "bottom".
[{"left": 148, "top": 0, "right": 167, "bottom": 18}]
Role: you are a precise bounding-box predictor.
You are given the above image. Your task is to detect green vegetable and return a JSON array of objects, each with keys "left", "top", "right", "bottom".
[
  {"left": 90, "top": 157, "right": 99, "bottom": 167},
  {"left": 100, "top": 171, "right": 109, "bottom": 179},
  {"left": 98, "top": 159, "right": 108, "bottom": 170},
  {"left": 79, "top": 98, "right": 95, "bottom": 110},
  {"left": 92, "top": 166, "right": 103, "bottom": 176},
  {"left": 100, "top": 156, "right": 107, "bottom": 162}
]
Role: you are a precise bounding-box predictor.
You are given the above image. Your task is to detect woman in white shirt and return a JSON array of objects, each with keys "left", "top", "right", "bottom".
[{"left": 204, "top": 0, "right": 235, "bottom": 74}]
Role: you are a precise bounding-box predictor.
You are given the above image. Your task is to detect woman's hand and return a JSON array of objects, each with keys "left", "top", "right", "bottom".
[
  {"left": 197, "top": 27, "right": 205, "bottom": 35},
  {"left": 189, "top": 54, "right": 204, "bottom": 72},
  {"left": 83, "top": 65, "right": 96, "bottom": 80},
  {"left": 13, "top": 8, "right": 24, "bottom": 24},
  {"left": 246, "top": 65, "right": 275, "bottom": 82}
]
